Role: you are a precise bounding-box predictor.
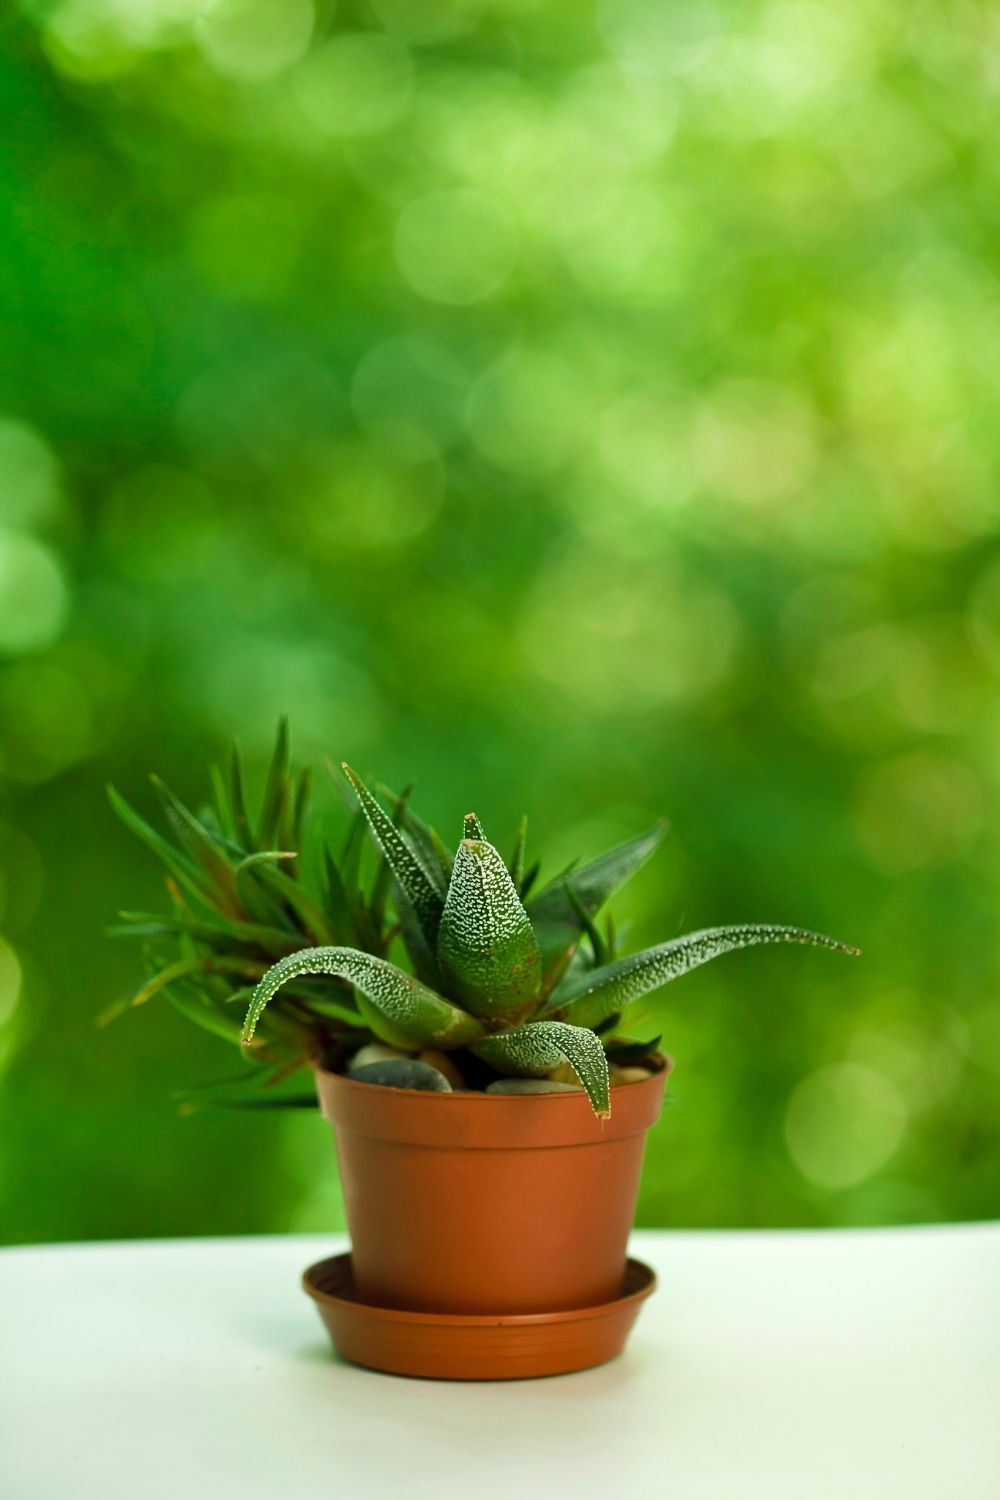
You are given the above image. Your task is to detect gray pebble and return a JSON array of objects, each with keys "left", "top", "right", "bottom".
[
  {"left": 348, "top": 1058, "right": 453, "bottom": 1092},
  {"left": 347, "top": 1043, "right": 410, "bottom": 1073}
]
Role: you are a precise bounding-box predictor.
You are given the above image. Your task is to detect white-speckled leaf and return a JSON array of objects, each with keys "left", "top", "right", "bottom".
[
  {"left": 242, "top": 947, "right": 483, "bottom": 1050},
  {"left": 552, "top": 924, "right": 861, "bottom": 1029},
  {"left": 463, "top": 812, "right": 487, "bottom": 841},
  {"left": 436, "top": 838, "right": 542, "bottom": 1019},
  {"left": 342, "top": 766, "right": 445, "bottom": 942},
  {"left": 473, "top": 1021, "right": 611, "bottom": 1117}
]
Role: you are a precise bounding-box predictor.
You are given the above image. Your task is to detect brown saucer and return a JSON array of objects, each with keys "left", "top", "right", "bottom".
[{"left": 303, "top": 1253, "right": 657, "bottom": 1381}]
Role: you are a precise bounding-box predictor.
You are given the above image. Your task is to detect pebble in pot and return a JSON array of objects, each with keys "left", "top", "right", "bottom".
[
  {"left": 348, "top": 1057, "right": 453, "bottom": 1092},
  {"left": 609, "top": 1065, "right": 655, "bottom": 1085},
  {"left": 418, "top": 1049, "right": 466, "bottom": 1089},
  {"left": 347, "top": 1043, "right": 411, "bottom": 1071}
]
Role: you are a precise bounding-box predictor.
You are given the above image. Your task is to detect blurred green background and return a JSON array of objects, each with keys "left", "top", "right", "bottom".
[{"left": 2, "top": 0, "right": 998, "bottom": 1245}]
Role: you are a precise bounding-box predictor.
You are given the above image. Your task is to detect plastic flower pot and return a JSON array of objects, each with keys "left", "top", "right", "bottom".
[{"left": 312, "top": 1056, "right": 670, "bottom": 1318}]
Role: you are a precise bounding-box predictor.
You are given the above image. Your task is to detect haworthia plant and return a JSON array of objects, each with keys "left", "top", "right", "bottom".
[{"left": 107, "top": 727, "right": 860, "bottom": 1118}]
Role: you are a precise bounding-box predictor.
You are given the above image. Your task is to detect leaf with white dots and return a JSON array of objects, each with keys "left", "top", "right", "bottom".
[
  {"left": 552, "top": 924, "right": 861, "bottom": 1030},
  {"left": 242, "top": 946, "right": 484, "bottom": 1051},
  {"left": 343, "top": 765, "right": 445, "bottom": 944},
  {"left": 474, "top": 1020, "right": 611, "bottom": 1118},
  {"left": 437, "top": 836, "right": 542, "bottom": 1019}
]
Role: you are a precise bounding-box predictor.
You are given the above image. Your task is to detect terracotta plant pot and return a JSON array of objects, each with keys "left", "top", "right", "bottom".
[{"left": 313, "top": 1055, "right": 669, "bottom": 1317}]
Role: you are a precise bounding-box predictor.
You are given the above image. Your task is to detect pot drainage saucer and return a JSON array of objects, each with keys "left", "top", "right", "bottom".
[{"left": 302, "top": 1253, "right": 657, "bottom": 1381}]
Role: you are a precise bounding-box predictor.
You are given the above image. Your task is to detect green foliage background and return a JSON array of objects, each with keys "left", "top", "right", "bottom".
[{"left": 1, "top": 0, "right": 998, "bottom": 1242}]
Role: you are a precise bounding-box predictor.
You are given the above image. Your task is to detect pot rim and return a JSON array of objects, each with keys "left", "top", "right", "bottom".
[
  {"left": 312, "top": 1051, "right": 671, "bottom": 1148},
  {"left": 312, "top": 1048, "right": 672, "bottom": 1104}
]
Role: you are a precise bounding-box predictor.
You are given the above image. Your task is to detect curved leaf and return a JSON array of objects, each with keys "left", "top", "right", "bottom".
[
  {"left": 553, "top": 924, "right": 861, "bottom": 1029},
  {"left": 242, "top": 946, "right": 484, "bottom": 1050},
  {"left": 437, "top": 838, "right": 541, "bottom": 1019},
  {"left": 473, "top": 1021, "right": 611, "bottom": 1118}
]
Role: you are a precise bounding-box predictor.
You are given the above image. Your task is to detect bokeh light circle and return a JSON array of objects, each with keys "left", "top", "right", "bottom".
[
  {"left": 784, "top": 1063, "right": 907, "bottom": 1190},
  {"left": 0, "top": 419, "right": 63, "bottom": 529},
  {"left": 195, "top": 0, "right": 314, "bottom": 82},
  {"left": 394, "top": 190, "right": 517, "bottom": 305},
  {"left": 293, "top": 34, "right": 413, "bottom": 138},
  {"left": 0, "top": 531, "right": 69, "bottom": 655}
]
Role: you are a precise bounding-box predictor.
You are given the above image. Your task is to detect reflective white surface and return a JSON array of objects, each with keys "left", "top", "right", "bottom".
[{"left": 2, "top": 1225, "right": 998, "bottom": 1499}]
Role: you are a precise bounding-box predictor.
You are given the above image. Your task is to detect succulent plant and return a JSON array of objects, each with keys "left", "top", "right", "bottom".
[{"left": 107, "top": 724, "right": 860, "bottom": 1118}]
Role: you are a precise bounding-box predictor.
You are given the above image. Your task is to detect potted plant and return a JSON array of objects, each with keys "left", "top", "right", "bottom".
[{"left": 107, "top": 724, "right": 858, "bottom": 1378}]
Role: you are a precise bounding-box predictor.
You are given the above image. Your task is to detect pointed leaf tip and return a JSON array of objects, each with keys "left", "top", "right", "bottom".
[
  {"left": 463, "top": 812, "right": 486, "bottom": 841},
  {"left": 437, "top": 836, "right": 541, "bottom": 1020}
]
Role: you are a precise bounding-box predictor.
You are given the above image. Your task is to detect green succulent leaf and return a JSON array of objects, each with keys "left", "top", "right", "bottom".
[
  {"left": 604, "top": 1033, "right": 663, "bottom": 1064},
  {"left": 108, "top": 785, "right": 215, "bottom": 913},
  {"left": 473, "top": 1021, "right": 611, "bottom": 1118},
  {"left": 236, "top": 855, "right": 337, "bottom": 945},
  {"left": 242, "top": 946, "right": 484, "bottom": 1051},
  {"left": 343, "top": 765, "right": 445, "bottom": 941},
  {"left": 108, "top": 912, "right": 302, "bottom": 958},
  {"left": 98, "top": 954, "right": 268, "bottom": 1028},
  {"left": 290, "top": 766, "right": 312, "bottom": 857},
  {"left": 368, "top": 782, "right": 414, "bottom": 938},
  {"left": 552, "top": 924, "right": 861, "bottom": 1029},
  {"left": 528, "top": 821, "right": 669, "bottom": 991},
  {"left": 389, "top": 884, "right": 443, "bottom": 988},
  {"left": 463, "top": 812, "right": 487, "bottom": 841},
  {"left": 436, "top": 837, "right": 542, "bottom": 1019},
  {"left": 179, "top": 1091, "right": 317, "bottom": 1113},
  {"left": 257, "top": 717, "right": 290, "bottom": 848},
  {"left": 150, "top": 776, "right": 242, "bottom": 918},
  {"left": 229, "top": 741, "right": 254, "bottom": 849},
  {"left": 509, "top": 815, "right": 528, "bottom": 890},
  {"left": 376, "top": 783, "right": 453, "bottom": 886},
  {"left": 565, "top": 883, "right": 608, "bottom": 966},
  {"left": 209, "top": 764, "right": 236, "bottom": 841},
  {"left": 323, "top": 846, "right": 360, "bottom": 948},
  {"left": 339, "top": 806, "right": 367, "bottom": 893},
  {"left": 167, "top": 989, "right": 249, "bottom": 1046},
  {"left": 519, "top": 858, "right": 541, "bottom": 901}
]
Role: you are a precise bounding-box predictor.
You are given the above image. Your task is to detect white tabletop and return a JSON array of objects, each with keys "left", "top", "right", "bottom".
[{"left": 2, "top": 1225, "right": 998, "bottom": 1499}]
